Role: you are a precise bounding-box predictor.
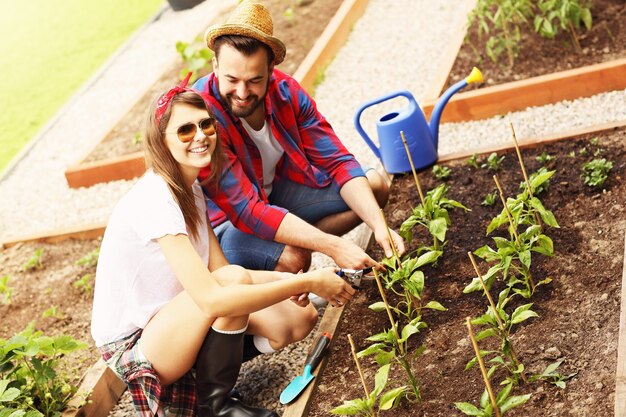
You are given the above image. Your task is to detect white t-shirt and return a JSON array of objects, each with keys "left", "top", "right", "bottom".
[
  {"left": 91, "top": 170, "right": 209, "bottom": 347},
  {"left": 241, "top": 119, "right": 284, "bottom": 195}
]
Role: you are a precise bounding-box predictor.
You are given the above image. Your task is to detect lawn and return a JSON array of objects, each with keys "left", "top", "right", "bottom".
[{"left": 0, "top": 0, "right": 164, "bottom": 174}]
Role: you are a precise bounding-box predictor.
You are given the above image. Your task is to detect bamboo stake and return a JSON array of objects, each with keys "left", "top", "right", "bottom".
[
  {"left": 468, "top": 252, "right": 505, "bottom": 330},
  {"left": 509, "top": 123, "right": 543, "bottom": 228},
  {"left": 348, "top": 334, "right": 371, "bottom": 399},
  {"left": 373, "top": 269, "right": 405, "bottom": 355},
  {"left": 400, "top": 131, "right": 426, "bottom": 208},
  {"left": 380, "top": 208, "right": 400, "bottom": 262},
  {"left": 466, "top": 317, "right": 501, "bottom": 417},
  {"left": 493, "top": 175, "right": 535, "bottom": 292}
]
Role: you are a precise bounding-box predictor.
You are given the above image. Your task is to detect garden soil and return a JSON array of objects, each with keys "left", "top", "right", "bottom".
[
  {"left": 445, "top": 0, "right": 626, "bottom": 89},
  {"left": 308, "top": 127, "right": 626, "bottom": 416}
]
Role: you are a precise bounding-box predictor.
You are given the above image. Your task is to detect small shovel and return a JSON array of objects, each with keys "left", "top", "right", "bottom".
[{"left": 279, "top": 332, "right": 332, "bottom": 404}]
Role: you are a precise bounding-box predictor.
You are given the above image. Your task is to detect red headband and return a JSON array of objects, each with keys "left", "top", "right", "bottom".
[{"left": 155, "top": 72, "right": 193, "bottom": 125}]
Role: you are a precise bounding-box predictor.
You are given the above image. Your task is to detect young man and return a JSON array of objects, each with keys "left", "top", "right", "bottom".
[{"left": 193, "top": 1, "right": 405, "bottom": 273}]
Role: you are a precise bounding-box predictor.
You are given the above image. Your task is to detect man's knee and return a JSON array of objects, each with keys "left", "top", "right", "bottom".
[
  {"left": 366, "top": 169, "right": 390, "bottom": 208},
  {"left": 211, "top": 264, "right": 253, "bottom": 286},
  {"left": 275, "top": 245, "right": 312, "bottom": 273}
]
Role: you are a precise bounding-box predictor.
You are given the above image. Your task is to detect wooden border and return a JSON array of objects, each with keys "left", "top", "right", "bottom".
[
  {"left": 615, "top": 232, "right": 626, "bottom": 416},
  {"left": 0, "top": 222, "right": 107, "bottom": 249},
  {"left": 63, "top": 0, "right": 369, "bottom": 189},
  {"left": 291, "top": 120, "right": 626, "bottom": 416},
  {"left": 423, "top": 58, "right": 626, "bottom": 123}
]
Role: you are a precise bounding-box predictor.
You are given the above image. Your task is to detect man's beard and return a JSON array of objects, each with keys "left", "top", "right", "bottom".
[{"left": 220, "top": 79, "right": 270, "bottom": 119}]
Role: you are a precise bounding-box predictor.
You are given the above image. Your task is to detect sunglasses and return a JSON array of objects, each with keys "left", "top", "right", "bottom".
[{"left": 168, "top": 117, "right": 216, "bottom": 143}]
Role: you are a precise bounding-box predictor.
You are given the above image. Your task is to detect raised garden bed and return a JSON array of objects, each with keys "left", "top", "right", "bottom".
[
  {"left": 422, "top": 0, "right": 626, "bottom": 122},
  {"left": 304, "top": 123, "right": 626, "bottom": 416},
  {"left": 63, "top": 0, "right": 368, "bottom": 189}
]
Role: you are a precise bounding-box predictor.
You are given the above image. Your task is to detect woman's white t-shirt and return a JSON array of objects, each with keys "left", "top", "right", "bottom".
[{"left": 91, "top": 170, "right": 209, "bottom": 347}]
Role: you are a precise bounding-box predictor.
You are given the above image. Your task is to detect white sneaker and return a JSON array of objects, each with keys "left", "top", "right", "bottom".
[{"left": 308, "top": 293, "right": 328, "bottom": 309}]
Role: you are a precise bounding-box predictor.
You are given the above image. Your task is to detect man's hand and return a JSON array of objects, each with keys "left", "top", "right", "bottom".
[
  {"left": 373, "top": 226, "right": 406, "bottom": 259},
  {"left": 329, "top": 237, "right": 380, "bottom": 270}
]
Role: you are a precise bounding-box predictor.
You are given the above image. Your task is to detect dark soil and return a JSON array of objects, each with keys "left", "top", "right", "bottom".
[
  {"left": 446, "top": 0, "right": 626, "bottom": 90},
  {"left": 84, "top": 0, "right": 342, "bottom": 163},
  {"left": 308, "top": 127, "right": 626, "bottom": 416}
]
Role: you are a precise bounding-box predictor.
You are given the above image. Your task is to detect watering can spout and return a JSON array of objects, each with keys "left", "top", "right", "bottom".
[{"left": 428, "top": 67, "right": 483, "bottom": 147}]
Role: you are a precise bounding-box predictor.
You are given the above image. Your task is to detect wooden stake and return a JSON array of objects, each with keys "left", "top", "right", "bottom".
[
  {"left": 373, "top": 269, "right": 405, "bottom": 355},
  {"left": 466, "top": 317, "right": 501, "bottom": 417},
  {"left": 400, "top": 130, "right": 426, "bottom": 208},
  {"left": 468, "top": 252, "right": 505, "bottom": 331},
  {"left": 348, "top": 334, "right": 371, "bottom": 399},
  {"left": 509, "top": 123, "right": 542, "bottom": 228},
  {"left": 380, "top": 209, "right": 400, "bottom": 262}
]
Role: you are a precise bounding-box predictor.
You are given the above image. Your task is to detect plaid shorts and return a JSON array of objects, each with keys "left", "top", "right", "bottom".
[{"left": 99, "top": 330, "right": 196, "bottom": 417}]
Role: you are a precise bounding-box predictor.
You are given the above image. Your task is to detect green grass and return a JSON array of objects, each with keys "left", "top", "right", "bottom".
[{"left": 0, "top": 0, "right": 164, "bottom": 174}]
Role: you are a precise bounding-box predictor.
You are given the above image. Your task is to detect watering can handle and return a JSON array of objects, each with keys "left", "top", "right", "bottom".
[{"left": 353, "top": 90, "right": 417, "bottom": 159}]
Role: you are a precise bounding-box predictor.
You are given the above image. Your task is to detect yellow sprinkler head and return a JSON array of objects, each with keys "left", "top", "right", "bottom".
[{"left": 465, "top": 67, "right": 483, "bottom": 84}]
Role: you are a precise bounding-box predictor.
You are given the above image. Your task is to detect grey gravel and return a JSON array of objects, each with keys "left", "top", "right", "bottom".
[{"left": 1, "top": 0, "right": 624, "bottom": 416}]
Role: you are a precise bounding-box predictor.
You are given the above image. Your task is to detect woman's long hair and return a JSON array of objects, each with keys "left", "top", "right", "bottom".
[{"left": 144, "top": 91, "right": 224, "bottom": 240}]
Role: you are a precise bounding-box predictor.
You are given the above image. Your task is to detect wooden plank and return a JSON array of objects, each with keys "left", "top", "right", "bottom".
[
  {"left": 0, "top": 222, "right": 107, "bottom": 249},
  {"left": 65, "top": 152, "right": 145, "bottom": 189},
  {"left": 423, "top": 58, "right": 626, "bottom": 123},
  {"left": 422, "top": 0, "right": 477, "bottom": 101},
  {"left": 615, "top": 231, "right": 626, "bottom": 416},
  {"left": 282, "top": 306, "right": 346, "bottom": 417},
  {"left": 437, "top": 119, "right": 626, "bottom": 163},
  {"left": 293, "top": 0, "right": 369, "bottom": 94},
  {"left": 62, "top": 359, "right": 126, "bottom": 417}
]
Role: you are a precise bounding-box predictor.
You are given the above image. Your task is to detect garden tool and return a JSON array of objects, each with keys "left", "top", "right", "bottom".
[
  {"left": 337, "top": 267, "right": 374, "bottom": 290},
  {"left": 279, "top": 332, "right": 332, "bottom": 405},
  {"left": 354, "top": 67, "right": 483, "bottom": 174}
]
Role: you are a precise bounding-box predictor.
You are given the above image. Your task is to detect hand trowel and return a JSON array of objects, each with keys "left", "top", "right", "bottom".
[{"left": 279, "top": 332, "right": 332, "bottom": 404}]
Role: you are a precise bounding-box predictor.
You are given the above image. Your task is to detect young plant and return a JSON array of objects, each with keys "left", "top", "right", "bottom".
[
  {"left": 432, "top": 164, "right": 451, "bottom": 181},
  {"left": 42, "top": 306, "right": 65, "bottom": 320},
  {"left": 581, "top": 158, "right": 613, "bottom": 188},
  {"left": 534, "top": 0, "right": 592, "bottom": 52},
  {"left": 0, "top": 275, "right": 13, "bottom": 304},
  {"left": 530, "top": 360, "right": 577, "bottom": 389},
  {"left": 75, "top": 247, "right": 100, "bottom": 268},
  {"left": 0, "top": 322, "right": 87, "bottom": 416},
  {"left": 175, "top": 35, "right": 214, "bottom": 82},
  {"left": 468, "top": 154, "right": 480, "bottom": 169},
  {"left": 482, "top": 190, "right": 498, "bottom": 206},
  {"left": 519, "top": 167, "right": 552, "bottom": 195},
  {"left": 535, "top": 151, "right": 554, "bottom": 165},
  {"left": 132, "top": 132, "right": 142, "bottom": 146},
  {"left": 73, "top": 274, "right": 94, "bottom": 297},
  {"left": 21, "top": 248, "right": 44, "bottom": 272},
  {"left": 400, "top": 184, "right": 470, "bottom": 251},
  {"left": 455, "top": 383, "right": 531, "bottom": 416},
  {"left": 481, "top": 152, "right": 505, "bottom": 172}
]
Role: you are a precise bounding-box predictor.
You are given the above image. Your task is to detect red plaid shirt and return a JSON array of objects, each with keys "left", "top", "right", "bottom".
[{"left": 193, "top": 70, "right": 364, "bottom": 240}]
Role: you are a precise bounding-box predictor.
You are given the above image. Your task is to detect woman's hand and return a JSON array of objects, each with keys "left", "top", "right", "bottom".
[{"left": 308, "top": 267, "right": 356, "bottom": 308}]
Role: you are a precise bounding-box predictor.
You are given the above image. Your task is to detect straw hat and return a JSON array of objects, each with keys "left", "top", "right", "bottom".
[{"left": 205, "top": 1, "right": 286, "bottom": 64}]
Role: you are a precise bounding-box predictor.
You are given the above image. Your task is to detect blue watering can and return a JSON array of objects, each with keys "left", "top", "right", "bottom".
[{"left": 354, "top": 67, "right": 483, "bottom": 174}]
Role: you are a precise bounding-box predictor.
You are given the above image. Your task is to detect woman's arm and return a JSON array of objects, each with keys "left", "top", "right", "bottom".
[{"left": 158, "top": 234, "right": 354, "bottom": 318}]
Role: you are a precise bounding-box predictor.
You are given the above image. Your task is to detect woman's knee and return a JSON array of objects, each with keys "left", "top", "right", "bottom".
[
  {"left": 212, "top": 264, "right": 253, "bottom": 286},
  {"left": 366, "top": 169, "right": 390, "bottom": 207},
  {"left": 275, "top": 246, "right": 312, "bottom": 273},
  {"left": 273, "top": 305, "right": 318, "bottom": 348}
]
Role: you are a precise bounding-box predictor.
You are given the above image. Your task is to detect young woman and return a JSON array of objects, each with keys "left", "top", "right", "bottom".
[{"left": 91, "top": 74, "right": 355, "bottom": 417}]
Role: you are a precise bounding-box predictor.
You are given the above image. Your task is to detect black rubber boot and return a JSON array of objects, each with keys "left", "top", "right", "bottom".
[{"left": 196, "top": 328, "right": 277, "bottom": 417}]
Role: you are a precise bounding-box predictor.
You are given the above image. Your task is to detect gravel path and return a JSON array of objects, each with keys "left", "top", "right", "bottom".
[{"left": 1, "top": 0, "right": 624, "bottom": 416}]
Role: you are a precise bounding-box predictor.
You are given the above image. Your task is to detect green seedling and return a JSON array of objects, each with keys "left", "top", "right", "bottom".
[
  {"left": 0, "top": 322, "right": 87, "bottom": 416},
  {"left": 21, "top": 248, "right": 44, "bottom": 272},
  {"left": 468, "top": 154, "right": 480, "bottom": 169},
  {"left": 432, "top": 164, "right": 451, "bottom": 180},
  {"left": 42, "top": 306, "right": 65, "bottom": 320},
  {"left": 330, "top": 362, "right": 408, "bottom": 416},
  {"left": 175, "top": 35, "right": 214, "bottom": 82},
  {"left": 0, "top": 275, "right": 13, "bottom": 304},
  {"left": 482, "top": 190, "right": 498, "bottom": 206},
  {"left": 534, "top": 0, "right": 592, "bottom": 52},
  {"left": 535, "top": 152, "right": 554, "bottom": 165},
  {"left": 530, "top": 360, "right": 577, "bottom": 389},
  {"left": 400, "top": 184, "right": 470, "bottom": 251},
  {"left": 581, "top": 158, "right": 613, "bottom": 188},
  {"left": 568, "top": 151, "right": 576, "bottom": 158},
  {"left": 283, "top": 7, "right": 296, "bottom": 25},
  {"left": 579, "top": 147, "right": 588, "bottom": 156},
  {"left": 481, "top": 153, "right": 506, "bottom": 172},
  {"left": 73, "top": 274, "right": 94, "bottom": 297},
  {"left": 75, "top": 247, "right": 100, "bottom": 268},
  {"left": 455, "top": 382, "right": 531, "bottom": 416},
  {"left": 132, "top": 132, "right": 142, "bottom": 146},
  {"left": 519, "top": 167, "right": 552, "bottom": 195},
  {"left": 590, "top": 137, "right": 599, "bottom": 146}
]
